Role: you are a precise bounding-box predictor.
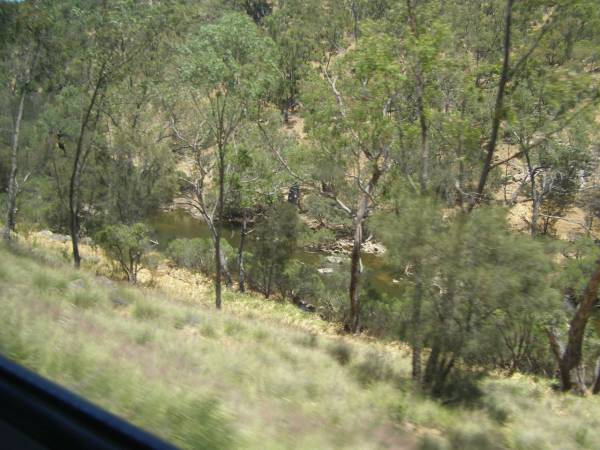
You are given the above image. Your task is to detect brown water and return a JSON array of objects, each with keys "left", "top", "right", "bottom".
[{"left": 148, "top": 209, "right": 397, "bottom": 297}]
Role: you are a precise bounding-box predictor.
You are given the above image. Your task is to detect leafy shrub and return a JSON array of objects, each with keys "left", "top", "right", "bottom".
[
  {"left": 133, "top": 302, "right": 161, "bottom": 320},
  {"left": 96, "top": 223, "right": 153, "bottom": 283},
  {"left": 67, "top": 288, "right": 104, "bottom": 308},
  {"left": 167, "top": 237, "right": 235, "bottom": 277},
  {"left": 295, "top": 332, "right": 319, "bottom": 348},
  {"left": 418, "top": 434, "right": 451, "bottom": 450},
  {"left": 134, "top": 328, "right": 155, "bottom": 345},
  {"left": 246, "top": 202, "right": 299, "bottom": 298},
  {"left": 327, "top": 341, "right": 353, "bottom": 365},
  {"left": 352, "top": 351, "right": 393, "bottom": 385}
]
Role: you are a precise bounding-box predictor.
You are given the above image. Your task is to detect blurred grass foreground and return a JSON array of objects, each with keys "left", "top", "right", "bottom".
[{"left": 1, "top": 243, "right": 599, "bottom": 450}]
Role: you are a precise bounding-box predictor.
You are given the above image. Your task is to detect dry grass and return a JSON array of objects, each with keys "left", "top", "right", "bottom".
[{"left": 1, "top": 242, "right": 599, "bottom": 450}]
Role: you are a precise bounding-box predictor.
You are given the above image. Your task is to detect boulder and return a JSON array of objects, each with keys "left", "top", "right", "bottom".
[
  {"left": 111, "top": 297, "right": 128, "bottom": 307},
  {"left": 50, "top": 233, "right": 70, "bottom": 243},
  {"left": 96, "top": 276, "right": 114, "bottom": 289},
  {"left": 68, "top": 278, "right": 86, "bottom": 290},
  {"left": 81, "top": 237, "right": 94, "bottom": 246},
  {"left": 37, "top": 230, "right": 53, "bottom": 239},
  {"left": 325, "top": 255, "right": 344, "bottom": 264}
]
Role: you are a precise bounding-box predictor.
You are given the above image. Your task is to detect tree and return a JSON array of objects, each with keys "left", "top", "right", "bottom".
[
  {"left": 247, "top": 201, "right": 299, "bottom": 298},
  {"left": 96, "top": 223, "right": 153, "bottom": 284},
  {"left": 377, "top": 201, "right": 560, "bottom": 393},
  {"left": 301, "top": 25, "right": 402, "bottom": 332},
  {"left": 170, "top": 12, "right": 278, "bottom": 308},
  {"left": 1, "top": 1, "right": 50, "bottom": 241},
  {"left": 265, "top": 0, "right": 350, "bottom": 121},
  {"left": 550, "top": 237, "right": 600, "bottom": 393},
  {"left": 44, "top": 0, "right": 169, "bottom": 267},
  {"left": 226, "top": 116, "right": 288, "bottom": 292}
]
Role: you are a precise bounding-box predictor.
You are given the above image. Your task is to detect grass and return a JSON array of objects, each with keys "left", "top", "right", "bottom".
[{"left": 1, "top": 243, "right": 600, "bottom": 449}]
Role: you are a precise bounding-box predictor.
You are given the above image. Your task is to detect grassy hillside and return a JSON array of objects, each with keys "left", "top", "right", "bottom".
[{"left": 1, "top": 244, "right": 599, "bottom": 450}]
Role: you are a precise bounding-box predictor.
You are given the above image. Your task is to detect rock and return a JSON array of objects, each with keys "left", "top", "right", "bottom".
[
  {"left": 111, "top": 297, "right": 127, "bottom": 307},
  {"left": 50, "top": 233, "right": 70, "bottom": 243},
  {"left": 186, "top": 314, "right": 200, "bottom": 326},
  {"left": 38, "top": 230, "right": 53, "bottom": 238},
  {"left": 68, "top": 279, "right": 86, "bottom": 290},
  {"left": 317, "top": 268, "right": 334, "bottom": 274},
  {"left": 392, "top": 279, "right": 400, "bottom": 284},
  {"left": 96, "top": 276, "right": 114, "bottom": 289},
  {"left": 80, "top": 237, "right": 94, "bottom": 246},
  {"left": 297, "top": 301, "right": 316, "bottom": 313},
  {"left": 325, "top": 255, "right": 344, "bottom": 264}
]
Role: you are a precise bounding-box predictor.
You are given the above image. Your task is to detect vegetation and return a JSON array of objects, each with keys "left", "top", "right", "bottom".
[
  {"left": 95, "top": 223, "right": 154, "bottom": 284},
  {"left": 2, "top": 0, "right": 600, "bottom": 446},
  {"left": 2, "top": 244, "right": 600, "bottom": 450}
]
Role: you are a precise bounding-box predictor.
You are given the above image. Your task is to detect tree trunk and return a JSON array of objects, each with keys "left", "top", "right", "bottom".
[
  {"left": 238, "top": 211, "right": 247, "bottom": 293},
  {"left": 468, "top": 0, "right": 514, "bottom": 211},
  {"left": 549, "top": 259, "right": 600, "bottom": 392},
  {"left": 348, "top": 212, "right": 364, "bottom": 334},
  {"left": 350, "top": 0, "right": 359, "bottom": 42},
  {"left": 546, "top": 328, "right": 573, "bottom": 391},
  {"left": 559, "top": 258, "right": 600, "bottom": 391},
  {"left": 424, "top": 339, "right": 440, "bottom": 386},
  {"left": 266, "top": 263, "right": 274, "bottom": 299},
  {"left": 214, "top": 144, "right": 226, "bottom": 309},
  {"left": 524, "top": 150, "right": 540, "bottom": 237},
  {"left": 3, "top": 91, "right": 26, "bottom": 243},
  {"left": 432, "top": 356, "right": 455, "bottom": 397},
  {"left": 411, "top": 274, "right": 423, "bottom": 381},
  {"left": 206, "top": 218, "right": 232, "bottom": 287},
  {"left": 69, "top": 72, "right": 105, "bottom": 268},
  {"left": 593, "top": 357, "right": 600, "bottom": 395},
  {"left": 406, "top": 0, "right": 429, "bottom": 193}
]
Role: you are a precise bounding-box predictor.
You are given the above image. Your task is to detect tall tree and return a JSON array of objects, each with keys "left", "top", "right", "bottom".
[
  {"left": 171, "top": 13, "right": 278, "bottom": 308},
  {"left": 1, "top": 1, "right": 49, "bottom": 241},
  {"left": 301, "top": 26, "right": 402, "bottom": 332},
  {"left": 47, "top": 0, "right": 168, "bottom": 267}
]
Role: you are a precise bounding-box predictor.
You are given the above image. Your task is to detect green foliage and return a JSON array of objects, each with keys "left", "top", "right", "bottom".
[
  {"left": 96, "top": 223, "right": 153, "bottom": 283},
  {"left": 167, "top": 237, "right": 235, "bottom": 277},
  {"left": 133, "top": 302, "right": 162, "bottom": 321},
  {"left": 327, "top": 340, "right": 353, "bottom": 366},
  {"left": 246, "top": 202, "right": 300, "bottom": 297},
  {"left": 352, "top": 351, "right": 395, "bottom": 386},
  {"left": 167, "top": 237, "right": 214, "bottom": 274},
  {"left": 180, "top": 12, "right": 278, "bottom": 99},
  {"left": 376, "top": 194, "right": 562, "bottom": 390}
]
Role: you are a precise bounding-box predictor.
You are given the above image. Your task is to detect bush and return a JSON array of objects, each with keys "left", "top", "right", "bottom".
[
  {"left": 167, "top": 237, "right": 235, "bottom": 277},
  {"left": 68, "top": 289, "right": 104, "bottom": 308},
  {"left": 96, "top": 223, "right": 153, "bottom": 283},
  {"left": 352, "top": 351, "right": 393, "bottom": 385},
  {"left": 295, "top": 332, "right": 319, "bottom": 348},
  {"left": 245, "top": 202, "right": 299, "bottom": 298},
  {"left": 133, "top": 302, "right": 161, "bottom": 320},
  {"left": 327, "top": 341, "right": 352, "bottom": 365}
]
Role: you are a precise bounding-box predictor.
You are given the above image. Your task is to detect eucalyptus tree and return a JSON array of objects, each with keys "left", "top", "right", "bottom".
[
  {"left": 301, "top": 26, "right": 403, "bottom": 332},
  {"left": 265, "top": 0, "right": 349, "bottom": 122},
  {"left": 0, "top": 1, "right": 52, "bottom": 242},
  {"left": 170, "top": 12, "right": 278, "bottom": 308},
  {"left": 227, "top": 115, "right": 292, "bottom": 292},
  {"left": 43, "top": 0, "right": 169, "bottom": 267},
  {"left": 377, "top": 199, "right": 560, "bottom": 392}
]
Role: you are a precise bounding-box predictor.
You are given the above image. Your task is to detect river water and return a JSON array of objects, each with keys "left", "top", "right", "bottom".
[{"left": 148, "top": 209, "right": 397, "bottom": 297}]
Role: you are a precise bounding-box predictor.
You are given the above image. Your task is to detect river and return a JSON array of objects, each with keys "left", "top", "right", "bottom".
[{"left": 148, "top": 209, "right": 397, "bottom": 298}]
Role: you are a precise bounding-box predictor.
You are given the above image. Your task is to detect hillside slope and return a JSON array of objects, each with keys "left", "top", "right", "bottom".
[{"left": 1, "top": 245, "right": 599, "bottom": 450}]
